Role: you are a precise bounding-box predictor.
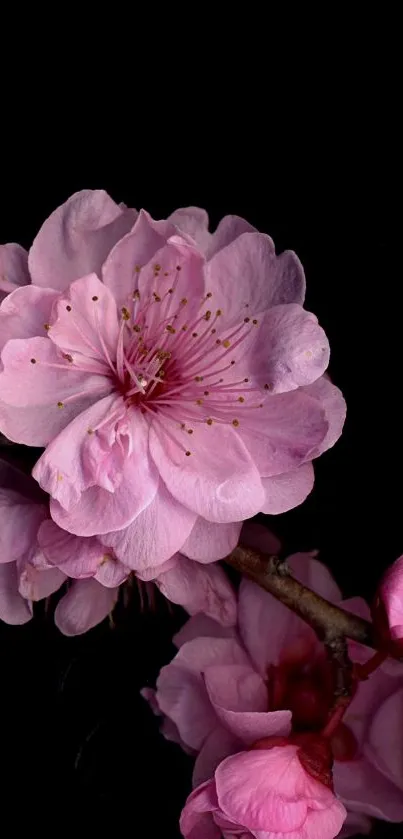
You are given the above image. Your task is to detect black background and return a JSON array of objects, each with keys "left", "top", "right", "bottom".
[{"left": 0, "top": 108, "right": 400, "bottom": 837}]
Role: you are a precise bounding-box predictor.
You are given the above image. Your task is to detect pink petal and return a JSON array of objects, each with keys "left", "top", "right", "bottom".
[
  {"left": 289, "top": 553, "right": 342, "bottom": 602},
  {"left": 0, "top": 487, "right": 47, "bottom": 563},
  {"left": 205, "top": 215, "right": 257, "bottom": 260},
  {"left": 102, "top": 209, "right": 177, "bottom": 307},
  {"left": 149, "top": 420, "right": 264, "bottom": 523},
  {"left": 239, "top": 390, "right": 327, "bottom": 478},
  {"left": 38, "top": 518, "right": 108, "bottom": 577},
  {"left": 173, "top": 614, "right": 236, "bottom": 648},
  {"left": 0, "top": 244, "right": 30, "bottom": 301},
  {"left": 94, "top": 556, "right": 129, "bottom": 588},
  {"left": 0, "top": 563, "right": 32, "bottom": 624},
  {"left": 238, "top": 577, "right": 316, "bottom": 675},
  {"left": 192, "top": 727, "right": 240, "bottom": 788},
  {"left": 32, "top": 395, "right": 126, "bottom": 509},
  {"left": 54, "top": 578, "right": 118, "bottom": 636},
  {"left": 18, "top": 561, "right": 66, "bottom": 600},
  {"left": 240, "top": 521, "right": 281, "bottom": 556},
  {"left": 49, "top": 428, "right": 159, "bottom": 536},
  {"left": 344, "top": 657, "right": 403, "bottom": 748},
  {"left": 0, "top": 285, "right": 59, "bottom": 353},
  {"left": 205, "top": 232, "right": 305, "bottom": 328},
  {"left": 135, "top": 555, "right": 178, "bottom": 582},
  {"left": 365, "top": 686, "right": 403, "bottom": 789},
  {"left": 99, "top": 482, "right": 196, "bottom": 570},
  {"left": 338, "top": 811, "right": 372, "bottom": 838},
  {"left": 155, "top": 557, "right": 237, "bottom": 626},
  {"left": 49, "top": 273, "right": 120, "bottom": 360},
  {"left": 0, "top": 337, "right": 112, "bottom": 445},
  {"left": 204, "top": 663, "right": 291, "bottom": 744},
  {"left": 180, "top": 518, "right": 242, "bottom": 563},
  {"left": 180, "top": 781, "right": 221, "bottom": 839},
  {"left": 168, "top": 206, "right": 211, "bottom": 252},
  {"left": 333, "top": 757, "right": 403, "bottom": 821},
  {"left": 252, "top": 304, "right": 329, "bottom": 394},
  {"left": 28, "top": 190, "right": 137, "bottom": 291},
  {"left": 261, "top": 463, "right": 315, "bottom": 514},
  {"left": 302, "top": 375, "right": 346, "bottom": 457}
]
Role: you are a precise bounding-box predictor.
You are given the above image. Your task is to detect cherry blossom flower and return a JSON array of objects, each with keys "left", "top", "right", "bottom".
[
  {"left": 144, "top": 524, "right": 403, "bottom": 830},
  {"left": 0, "top": 191, "right": 345, "bottom": 567}
]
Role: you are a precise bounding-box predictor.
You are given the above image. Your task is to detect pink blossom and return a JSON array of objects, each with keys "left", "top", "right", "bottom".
[
  {"left": 144, "top": 523, "right": 403, "bottom": 828},
  {"left": 180, "top": 738, "right": 346, "bottom": 839},
  {"left": 0, "top": 191, "right": 345, "bottom": 567},
  {"left": 0, "top": 243, "right": 30, "bottom": 303},
  {"left": 372, "top": 555, "right": 403, "bottom": 656},
  {"left": 0, "top": 458, "right": 237, "bottom": 633}
]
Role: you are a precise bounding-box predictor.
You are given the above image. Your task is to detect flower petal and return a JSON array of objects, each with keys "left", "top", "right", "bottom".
[
  {"left": 192, "top": 726, "right": 240, "bottom": 788},
  {"left": 102, "top": 209, "right": 177, "bottom": 307},
  {"left": 333, "top": 758, "right": 403, "bottom": 821},
  {"left": 252, "top": 304, "right": 329, "bottom": 394},
  {"left": 0, "top": 244, "right": 30, "bottom": 301},
  {"left": 54, "top": 578, "right": 118, "bottom": 636},
  {"left": 205, "top": 233, "right": 305, "bottom": 328},
  {"left": 149, "top": 420, "right": 264, "bottom": 523},
  {"left": 181, "top": 518, "right": 242, "bottom": 563},
  {"left": 180, "top": 781, "right": 221, "bottom": 839},
  {"left": 205, "top": 215, "right": 257, "bottom": 260},
  {"left": 365, "top": 686, "right": 403, "bottom": 790},
  {"left": 99, "top": 482, "right": 196, "bottom": 570},
  {"left": 261, "top": 463, "right": 315, "bottom": 514},
  {"left": 173, "top": 614, "right": 235, "bottom": 648},
  {"left": 38, "top": 518, "right": 107, "bottom": 577},
  {"left": 0, "top": 286, "right": 60, "bottom": 358},
  {"left": 156, "top": 557, "right": 237, "bottom": 626},
  {"left": 28, "top": 190, "right": 137, "bottom": 291},
  {"left": 49, "top": 273, "right": 120, "bottom": 361},
  {"left": 302, "top": 375, "right": 346, "bottom": 457},
  {"left": 240, "top": 521, "right": 281, "bottom": 556},
  {"left": 168, "top": 207, "right": 211, "bottom": 252},
  {"left": 0, "top": 488, "right": 47, "bottom": 563},
  {"left": 0, "top": 563, "right": 32, "bottom": 624},
  {"left": 18, "top": 561, "right": 66, "bottom": 601},
  {"left": 289, "top": 552, "right": 342, "bottom": 602},
  {"left": 238, "top": 390, "right": 327, "bottom": 478}
]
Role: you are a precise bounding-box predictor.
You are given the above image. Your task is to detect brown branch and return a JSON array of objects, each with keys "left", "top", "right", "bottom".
[{"left": 226, "top": 545, "right": 375, "bottom": 648}]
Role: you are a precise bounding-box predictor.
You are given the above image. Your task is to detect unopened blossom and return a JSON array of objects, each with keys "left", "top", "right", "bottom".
[
  {"left": 372, "top": 555, "right": 403, "bottom": 656},
  {"left": 0, "top": 191, "right": 345, "bottom": 567},
  {"left": 180, "top": 736, "right": 346, "bottom": 839},
  {"left": 0, "top": 459, "right": 237, "bottom": 634},
  {"left": 144, "top": 524, "right": 403, "bottom": 828}
]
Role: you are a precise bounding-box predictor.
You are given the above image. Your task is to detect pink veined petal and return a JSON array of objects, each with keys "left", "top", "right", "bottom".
[
  {"left": 238, "top": 390, "right": 327, "bottom": 478},
  {"left": 54, "top": 578, "right": 118, "bottom": 636},
  {"left": 180, "top": 518, "right": 242, "bottom": 563},
  {"left": 0, "top": 285, "right": 59, "bottom": 354},
  {"left": 149, "top": 420, "right": 264, "bottom": 524},
  {"left": 364, "top": 686, "right": 403, "bottom": 789},
  {"left": 261, "top": 463, "right": 315, "bottom": 514},
  {"left": 333, "top": 757, "right": 403, "bottom": 821},
  {"left": 0, "top": 563, "right": 33, "bottom": 624},
  {"left": 251, "top": 304, "right": 330, "bottom": 394},
  {"left": 99, "top": 482, "right": 196, "bottom": 571},
  {"left": 94, "top": 556, "right": 129, "bottom": 588},
  {"left": 205, "top": 232, "right": 305, "bottom": 328},
  {"left": 17, "top": 560, "right": 66, "bottom": 601},
  {"left": 192, "top": 726, "right": 241, "bottom": 789},
  {"left": 301, "top": 375, "right": 346, "bottom": 457},
  {"left": 180, "top": 781, "right": 221, "bottom": 839},
  {"left": 0, "top": 337, "right": 112, "bottom": 446},
  {"left": 49, "top": 273, "right": 120, "bottom": 360},
  {"left": 28, "top": 190, "right": 137, "bottom": 291},
  {"left": 155, "top": 556, "right": 237, "bottom": 626},
  {"left": 168, "top": 206, "right": 211, "bottom": 253},
  {"left": 238, "top": 577, "right": 317, "bottom": 676},
  {"left": 289, "top": 553, "right": 342, "bottom": 602},
  {"left": 205, "top": 215, "right": 257, "bottom": 260},
  {"left": 0, "top": 244, "right": 30, "bottom": 302},
  {"left": 204, "top": 663, "right": 292, "bottom": 744},
  {"left": 0, "top": 488, "right": 47, "bottom": 563},
  {"left": 37, "top": 518, "right": 108, "bottom": 577},
  {"left": 102, "top": 209, "right": 178, "bottom": 307},
  {"left": 240, "top": 521, "right": 281, "bottom": 557},
  {"left": 32, "top": 395, "right": 126, "bottom": 509},
  {"left": 136, "top": 555, "right": 178, "bottom": 582}
]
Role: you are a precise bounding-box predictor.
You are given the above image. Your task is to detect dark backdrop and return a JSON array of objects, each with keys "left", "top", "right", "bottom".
[{"left": 0, "top": 147, "right": 399, "bottom": 837}]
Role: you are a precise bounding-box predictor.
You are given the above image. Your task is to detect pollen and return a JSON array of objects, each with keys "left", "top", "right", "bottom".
[
  {"left": 264, "top": 383, "right": 270, "bottom": 390},
  {"left": 154, "top": 264, "right": 161, "bottom": 272},
  {"left": 153, "top": 293, "right": 162, "bottom": 302},
  {"left": 30, "top": 358, "right": 37, "bottom": 364},
  {"left": 230, "top": 360, "right": 236, "bottom": 365},
  {"left": 92, "top": 295, "right": 99, "bottom": 301},
  {"left": 133, "top": 290, "right": 140, "bottom": 300},
  {"left": 181, "top": 298, "right": 188, "bottom": 305},
  {"left": 166, "top": 325, "right": 176, "bottom": 334},
  {"left": 206, "top": 418, "right": 213, "bottom": 425},
  {"left": 185, "top": 450, "right": 191, "bottom": 456},
  {"left": 196, "top": 399, "right": 203, "bottom": 405},
  {"left": 238, "top": 396, "right": 245, "bottom": 403},
  {"left": 195, "top": 376, "right": 204, "bottom": 382},
  {"left": 215, "top": 339, "right": 221, "bottom": 345},
  {"left": 222, "top": 340, "right": 231, "bottom": 348},
  {"left": 211, "top": 328, "right": 216, "bottom": 334},
  {"left": 244, "top": 317, "right": 250, "bottom": 323},
  {"left": 87, "top": 428, "right": 94, "bottom": 435},
  {"left": 57, "top": 401, "right": 64, "bottom": 408},
  {"left": 121, "top": 307, "right": 130, "bottom": 320},
  {"left": 176, "top": 265, "right": 182, "bottom": 271},
  {"left": 192, "top": 332, "right": 198, "bottom": 338},
  {"left": 66, "top": 305, "right": 72, "bottom": 312},
  {"left": 63, "top": 353, "right": 73, "bottom": 362},
  {"left": 204, "top": 310, "right": 211, "bottom": 321},
  {"left": 133, "top": 324, "right": 141, "bottom": 332},
  {"left": 253, "top": 319, "right": 258, "bottom": 325},
  {"left": 206, "top": 292, "right": 212, "bottom": 298},
  {"left": 168, "top": 288, "right": 173, "bottom": 294},
  {"left": 187, "top": 429, "right": 193, "bottom": 434},
  {"left": 232, "top": 419, "right": 239, "bottom": 427},
  {"left": 44, "top": 323, "right": 51, "bottom": 331},
  {"left": 182, "top": 325, "right": 188, "bottom": 331},
  {"left": 180, "top": 423, "right": 186, "bottom": 429},
  {"left": 204, "top": 390, "right": 209, "bottom": 396},
  {"left": 244, "top": 378, "right": 249, "bottom": 382},
  {"left": 216, "top": 309, "right": 222, "bottom": 316}
]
